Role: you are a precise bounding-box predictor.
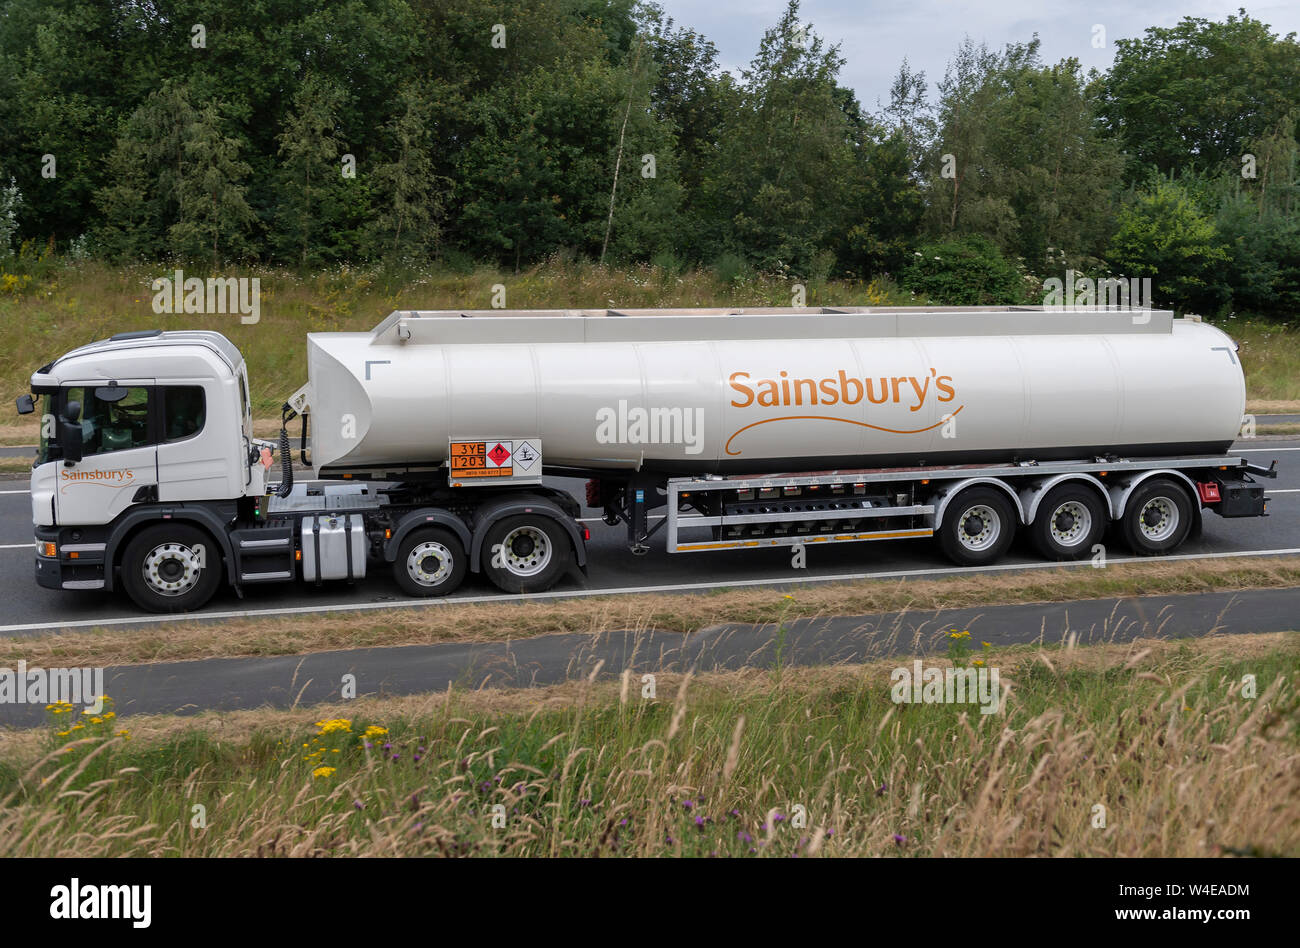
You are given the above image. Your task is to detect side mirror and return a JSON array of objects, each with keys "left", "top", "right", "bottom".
[
  {"left": 58, "top": 420, "right": 83, "bottom": 465},
  {"left": 15, "top": 394, "right": 34, "bottom": 415},
  {"left": 63, "top": 400, "right": 82, "bottom": 423}
]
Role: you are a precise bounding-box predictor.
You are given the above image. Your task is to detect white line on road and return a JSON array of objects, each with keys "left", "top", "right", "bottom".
[
  {"left": 1, "top": 546, "right": 1298, "bottom": 634},
  {"left": 0, "top": 490, "right": 30, "bottom": 495}
]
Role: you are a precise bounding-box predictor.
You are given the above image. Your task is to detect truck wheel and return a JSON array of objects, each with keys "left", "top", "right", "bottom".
[
  {"left": 120, "top": 523, "right": 221, "bottom": 613},
  {"left": 481, "top": 515, "right": 572, "bottom": 593},
  {"left": 1121, "top": 478, "right": 1192, "bottom": 555},
  {"left": 393, "top": 528, "right": 466, "bottom": 597},
  {"left": 1029, "top": 484, "right": 1106, "bottom": 560},
  {"left": 938, "top": 486, "right": 1017, "bottom": 567}
]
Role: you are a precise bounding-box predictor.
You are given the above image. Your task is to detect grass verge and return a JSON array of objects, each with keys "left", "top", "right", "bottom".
[
  {"left": 0, "top": 631, "right": 1294, "bottom": 856},
  {"left": 4, "top": 556, "right": 1300, "bottom": 668}
]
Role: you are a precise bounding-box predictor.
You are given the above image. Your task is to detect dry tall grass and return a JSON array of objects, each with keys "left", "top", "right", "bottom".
[{"left": 1, "top": 632, "right": 1294, "bottom": 857}]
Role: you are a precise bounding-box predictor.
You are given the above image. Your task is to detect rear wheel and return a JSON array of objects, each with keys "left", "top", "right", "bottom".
[
  {"left": 938, "top": 486, "right": 1017, "bottom": 567},
  {"left": 480, "top": 515, "right": 572, "bottom": 593},
  {"left": 120, "top": 523, "right": 222, "bottom": 613},
  {"left": 1121, "top": 478, "right": 1192, "bottom": 555},
  {"left": 1029, "top": 484, "right": 1106, "bottom": 560},
  {"left": 393, "top": 528, "right": 466, "bottom": 597}
]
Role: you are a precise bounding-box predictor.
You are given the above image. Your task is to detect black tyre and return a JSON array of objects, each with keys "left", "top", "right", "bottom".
[
  {"left": 480, "top": 514, "right": 572, "bottom": 593},
  {"left": 938, "top": 486, "right": 1018, "bottom": 567},
  {"left": 119, "top": 523, "right": 222, "bottom": 613},
  {"left": 1121, "top": 478, "right": 1192, "bottom": 555},
  {"left": 393, "top": 527, "right": 467, "bottom": 597},
  {"left": 1029, "top": 484, "right": 1107, "bottom": 560}
]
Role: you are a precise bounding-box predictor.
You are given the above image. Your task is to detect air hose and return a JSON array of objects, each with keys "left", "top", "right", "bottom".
[{"left": 275, "top": 404, "right": 296, "bottom": 497}]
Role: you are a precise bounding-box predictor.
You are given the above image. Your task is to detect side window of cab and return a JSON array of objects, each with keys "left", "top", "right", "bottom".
[
  {"left": 162, "top": 386, "right": 206, "bottom": 442},
  {"left": 64, "top": 386, "right": 151, "bottom": 456}
]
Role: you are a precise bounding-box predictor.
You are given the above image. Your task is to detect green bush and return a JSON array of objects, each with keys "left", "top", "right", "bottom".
[{"left": 900, "top": 235, "right": 1028, "bottom": 305}]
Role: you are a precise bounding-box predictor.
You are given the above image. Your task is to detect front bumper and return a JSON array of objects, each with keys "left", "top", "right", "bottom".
[{"left": 34, "top": 524, "right": 109, "bottom": 591}]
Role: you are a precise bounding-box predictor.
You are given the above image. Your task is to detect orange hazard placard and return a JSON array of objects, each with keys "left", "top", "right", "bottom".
[{"left": 450, "top": 440, "right": 512, "bottom": 478}]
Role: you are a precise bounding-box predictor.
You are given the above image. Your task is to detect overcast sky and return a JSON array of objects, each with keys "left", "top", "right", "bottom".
[{"left": 654, "top": 1, "right": 1300, "bottom": 111}]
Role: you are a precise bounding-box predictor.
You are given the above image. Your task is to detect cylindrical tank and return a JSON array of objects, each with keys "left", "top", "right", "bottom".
[{"left": 302, "top": 308, "right": 1245, "bottom": 475}]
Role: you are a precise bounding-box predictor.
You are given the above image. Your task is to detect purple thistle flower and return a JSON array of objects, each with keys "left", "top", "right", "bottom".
[
  {"left": 876, "top": 782, "right": 887, "bottom": 796},
  {"left": 682, "top": 799, "right": 693, "bottom": 809},
  {"left": 738, "top": 831, "right": 752, "bottom": 843},
  {"left": 893, "top": 834, "right": 907, "bottom": 845},
  {"left": 353, "top": 800, "right": 364, "bottom": 810}
]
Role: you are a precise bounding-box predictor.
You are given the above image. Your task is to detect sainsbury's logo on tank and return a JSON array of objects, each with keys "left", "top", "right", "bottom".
[{"left": 728, "top": 368, "right": 957, "bottom": 413}]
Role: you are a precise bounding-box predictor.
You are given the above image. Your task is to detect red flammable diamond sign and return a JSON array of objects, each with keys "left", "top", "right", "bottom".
[{"left": 488, "top": 443, "right": 511, "bottom": 466}]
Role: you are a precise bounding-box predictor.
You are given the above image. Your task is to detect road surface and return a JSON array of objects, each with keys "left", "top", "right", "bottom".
[{"left": 0, "top": 438, "right": 1296, "bottom": 634}]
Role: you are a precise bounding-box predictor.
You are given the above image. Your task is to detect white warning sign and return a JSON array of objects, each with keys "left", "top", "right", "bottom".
[{"left": 514, "top": 440, "right": 540, "bottom": 470}]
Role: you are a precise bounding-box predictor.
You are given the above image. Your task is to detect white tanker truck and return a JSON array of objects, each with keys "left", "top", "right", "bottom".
[{"left": 16, "top": 306, "right": 1277, "bottom": 612}]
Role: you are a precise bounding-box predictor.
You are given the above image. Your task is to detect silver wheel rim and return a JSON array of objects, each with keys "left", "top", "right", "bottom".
[
  {"left": 1138, "top": 497, "right": 1178, "bottom": 542},
  {"left": 406, "top": 540, "right": 454, "bottom": 587},
  {"left": 956, "top": 504, "right": 1000, "bottom": 552},
  {"left": 142, "top": 542, "right": 203, "bottom": 597},
  {"left": 498, "top": 526, "right": 552, "bottom": 577},
  {"left": 1048, "top": 500, "right": 1092, "bottom": 547}
]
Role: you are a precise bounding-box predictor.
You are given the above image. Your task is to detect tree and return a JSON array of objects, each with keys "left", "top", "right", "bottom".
[
  {"left": 1100, "top": 12, "right": 1300, "bottom": 181},
  {"left": 275, "top": 74, "right": 351, "bottom": 267},
  {"left": 697, "top": 1, "right": 863, "bottom": 274},
  {"left": 924, "top": 38, "right": 1122, "bottom": 268},
  {"left": 96, "top": 84, "right": 198, "bottom": 260},
  {"left": 170, "top": 102, "right": 256, "bottom": 266},
  {"left": 1106, "top": 178, "right": 1230, "bottom": 315},
  {"left": 369, "top": 84, "right": 447, "bottom": 260}
]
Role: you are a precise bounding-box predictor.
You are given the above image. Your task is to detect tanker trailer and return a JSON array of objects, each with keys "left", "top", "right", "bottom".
[{"left": 20, "top": 307, "right": 1278, "bottom": 613}]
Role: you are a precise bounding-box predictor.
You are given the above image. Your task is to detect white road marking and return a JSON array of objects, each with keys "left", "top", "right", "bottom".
[
  {"left": 1233, "top": 447, "right": 1300, "bottom": 452},
  {"left": 0, "top": 543, "right": 32, "bottom": 549},
  {"left": 0, "top": 490, "right": 30, "bottom": 495},
  {"left": 1, "top": 546, "right": 1299, "bottom": 634}
]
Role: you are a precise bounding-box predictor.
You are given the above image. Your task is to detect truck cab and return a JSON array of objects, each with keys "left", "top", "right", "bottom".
[{"left": 23, "top": 330, "right": 263, "bottom": 597}]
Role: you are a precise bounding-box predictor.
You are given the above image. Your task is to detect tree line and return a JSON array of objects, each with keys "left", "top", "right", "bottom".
[{"left": 1, "top": 0, "right": 1297, "bottom": 317}]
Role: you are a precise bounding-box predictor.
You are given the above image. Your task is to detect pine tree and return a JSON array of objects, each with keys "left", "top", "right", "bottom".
[
  {"left": 370, "top": 85, "right": 445, "bottom": 259},
  {"left": 170, "top": 102, "right": 256, "bottom": 266},
  {"left": 276, "top": 74, "right": 349, "bottom": 267}
]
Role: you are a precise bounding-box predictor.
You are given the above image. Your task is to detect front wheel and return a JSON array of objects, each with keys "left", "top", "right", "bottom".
[
  {"left": 393, "top": 528, "right": 467, "bottom": 597},
  {"left": 119, "top": 523, "right": 222, "bottom": 613},
  {"left": 938, "top": 486, "right": 1018, "bottom": 567},
  {"left": 480, "top": 515, "right": 573, "bottom": 593}
]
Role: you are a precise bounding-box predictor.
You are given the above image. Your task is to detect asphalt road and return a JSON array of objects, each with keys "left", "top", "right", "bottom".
[
  {"left": 0, "top": 437, "right": 1298, "bottom": 634},
  {"left": 1, "top": 586, "right": 1296, "bottom": 725}
]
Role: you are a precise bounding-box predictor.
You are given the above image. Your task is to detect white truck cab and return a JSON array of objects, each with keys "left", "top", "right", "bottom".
[{"left": 23, "top": 329, "right": 266, "bottom": 600}]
